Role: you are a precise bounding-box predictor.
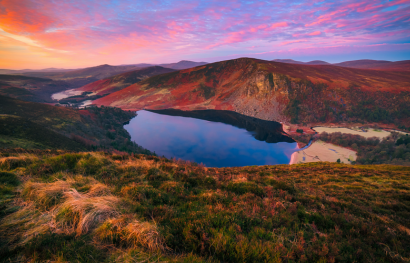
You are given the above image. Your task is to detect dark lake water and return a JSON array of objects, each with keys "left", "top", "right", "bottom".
[{"left": 125, "top": 109, "right": 299, "bottom": 167}]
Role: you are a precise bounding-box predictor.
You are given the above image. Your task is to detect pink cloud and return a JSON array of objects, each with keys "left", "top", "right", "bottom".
[
  {"left": 268, "top": 22, "right": 288, "bottom": 30},
  {"left": 308, "top": 31, "right": 321, "bottom": 36},
  {"left": 0, "top": 0, "right": 409, "bottom": 68}
]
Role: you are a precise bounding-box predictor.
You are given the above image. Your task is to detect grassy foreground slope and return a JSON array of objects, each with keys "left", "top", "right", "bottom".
[{"left": 0, "top": 150, "right": 409, "bottom": 262}]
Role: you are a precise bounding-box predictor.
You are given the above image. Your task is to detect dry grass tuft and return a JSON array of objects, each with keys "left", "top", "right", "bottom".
[
  {"left": 124, "top": 220, "right": 166, "bottom": 252},
  {"left": 0, "top": 156, "right": 35, "bottom": 170},
  {"left": 0, "top": 204, "right": 52, "bottom": 246},
  {"left": 95, "top": 215, "right": 167, "bottom": 252},
  {"left": 22, "top": 180, "right": 70, "bottom": 210},
  {"left": 85, "top": 183, "right": 112, "bottom": 197},
  {"left": 52, "top": 189, "right": 121, "bottom": 236}
]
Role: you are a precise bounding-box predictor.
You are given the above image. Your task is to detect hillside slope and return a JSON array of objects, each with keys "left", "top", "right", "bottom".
[
  {"left": 0, "top": 150, "right": 409, "bottom": 262},
  {"left": 0, "top": 75, "right": 71, "bottom": 102},
  {"left": 22, "top": 64, "right": 145, "bottom": 80},
  {"left": 0, "top": 95, "right": 150, "bottom": 154},
  {"left": 94, "top": 58, "right": 410, "bottom": 125},
  {"left": 74, "top": 66, "right": 176, "bottom": 97},
  {"left": 273, "top": 59, "right": 410, "bottom": 71},
  {"left": 335, "top": 60, "right": 410, "bottom": 71}
]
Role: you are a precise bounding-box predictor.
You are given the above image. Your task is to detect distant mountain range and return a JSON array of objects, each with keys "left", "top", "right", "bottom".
[
  {"left": 1, "top": 60, "right": 208, "bottom": 77},
  {"left": 272, "top": 59, "right": 331, "bottom": 65},
  {"left": 2, "top": 57, "right": 410, "bottom": 126},
  {"left": 272, "top": 59, "right": 410, "bottom": 71}
]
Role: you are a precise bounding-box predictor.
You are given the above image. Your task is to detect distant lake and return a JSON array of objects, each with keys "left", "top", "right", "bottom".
[{"left": 125, "top": 110, "right": 299, "bottom": 167}]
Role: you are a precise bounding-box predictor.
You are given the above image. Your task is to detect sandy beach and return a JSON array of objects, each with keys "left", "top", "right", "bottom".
[{"left": 290, "top": 140, "right": 357, "bottom": 165}]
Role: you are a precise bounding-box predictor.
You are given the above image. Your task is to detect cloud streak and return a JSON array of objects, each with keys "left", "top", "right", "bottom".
[{"left": 0, "top": 0, "right": 409, "bottom": 68}]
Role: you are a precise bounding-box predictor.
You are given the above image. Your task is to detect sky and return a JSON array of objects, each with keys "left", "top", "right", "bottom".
[{"left": 0, "top": 0, "right": 409, "bottom": 69}]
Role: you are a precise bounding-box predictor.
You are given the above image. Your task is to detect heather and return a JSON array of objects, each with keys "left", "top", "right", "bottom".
[{"left": 1, "top": 150, "right": 409, "bottom": 262}]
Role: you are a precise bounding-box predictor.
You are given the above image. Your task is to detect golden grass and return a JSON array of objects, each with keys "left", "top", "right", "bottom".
[
  {"left": 95, "top": 215, "right": 167, "bottom": 252},
  {"left": 0, "top": 155, "right": 35, "bottom": 170},
  {"left": 52, "top": 189, "right": 121, "bottom": 236},
  {"left": 2, "top": 171, "right": 167, "bottom": 256},
  {"left": 22, "top": 180, "right": 70, "bottom": 210},
  {"left": 0, "top": 204, "right": 51, "bottom": 246},
  {"left": 124, "top": 220, "right": 166, "bottom": 252}
]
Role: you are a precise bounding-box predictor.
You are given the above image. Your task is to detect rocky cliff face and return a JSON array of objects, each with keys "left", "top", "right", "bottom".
[{"left": 93, "top": 58, "right": 410, "bottom": 125}]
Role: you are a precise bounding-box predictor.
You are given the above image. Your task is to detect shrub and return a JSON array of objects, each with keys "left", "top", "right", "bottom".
[
  {"left": 0, "top": 171, "right": 20, "bottom": 186},
  {"left": 226, "top": 181, "right": 265, "bottom": 197},
  {"left": 266, "top": 179, "right": 296, "bottom": 194},
  {"left": 121, "top": 184, "right": 169, "bottom": 205},
  {"left": 21, "top": 180, "right": 70, "bottom": 210}
]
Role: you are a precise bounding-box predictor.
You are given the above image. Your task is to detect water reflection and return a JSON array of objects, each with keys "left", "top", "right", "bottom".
[{"left": 125, "top": 110, "right": 298, "bottom": 167}]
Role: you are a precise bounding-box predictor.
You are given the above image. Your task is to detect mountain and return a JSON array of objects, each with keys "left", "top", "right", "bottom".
[
  {"left": 272, "top": 59, "right": 306, "bottom": 64},
  {"left": 0, "top": 68, "right": 76, "bottom": 75},
  {"left": 22, "top": 64, "right": 146, "bottom": 80},
  {"left": 275, "top": 59, "right": 410, "bottom": 71},
  {"left": 73, "top": 66, "right": 176, "bottom": 97},
  {"left": 334, "top": 59, "right": 410, "bottom": 71},
  {"left": 159, "top": 60, "right": 208, "bottom": 70},
  {"left": 93, "top": 57, "right": 410, "bottom": 126},
  {"left": 305, "top": 60, "right": 331, "bottom": 65},
  {"left": 272, "top": 59, "right": 330, "bottom": 65}
]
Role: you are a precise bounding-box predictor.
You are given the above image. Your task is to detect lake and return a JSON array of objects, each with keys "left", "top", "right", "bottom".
[{"left": 125, "top": 109, "right": 299, "bottom": 167}]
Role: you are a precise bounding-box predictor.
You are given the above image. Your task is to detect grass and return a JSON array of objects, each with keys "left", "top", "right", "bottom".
[{"left": 0, "top": 150, "right": 409, "bottom": 262}]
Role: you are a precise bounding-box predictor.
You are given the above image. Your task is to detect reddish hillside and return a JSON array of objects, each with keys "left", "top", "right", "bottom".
[
  {"left": 75, "top": 66, "right": 176, "bottom": 96},
  {"left": 93, "top": 58, "right": 410, "bottom": 125},
  {"left": 334, "top": 59, "right": 410, "bottom": 71}
]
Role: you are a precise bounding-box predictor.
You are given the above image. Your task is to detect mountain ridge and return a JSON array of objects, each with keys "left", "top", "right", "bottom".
[{"left": 93, "top": 57, "right": 410, "bottom": 126}]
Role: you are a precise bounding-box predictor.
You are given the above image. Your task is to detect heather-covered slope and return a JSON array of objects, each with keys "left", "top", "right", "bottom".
[
  {"left": 94, "top": 58, "right": 410, "bottom": 125},
  {"left": 273, "top": 59, "right": 410, "bottom": 71},
  {"left": 335, "top": 60, "right": 410, "bottom": 71},
  {"left": 0, "top": 150, "right": 409, "bottom": 262},
  {"left": 74, "top": 66, "right": 176, "bottom": 97}
]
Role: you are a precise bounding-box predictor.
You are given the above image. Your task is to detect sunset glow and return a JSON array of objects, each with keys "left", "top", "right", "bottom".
[{"left": 1, "top": 0, "right": 409, "bottom": 69}]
